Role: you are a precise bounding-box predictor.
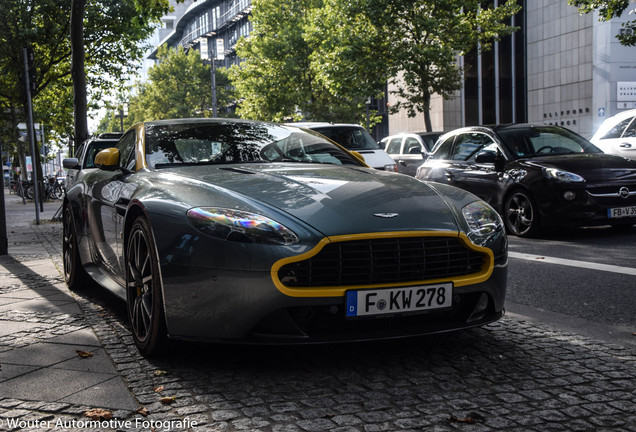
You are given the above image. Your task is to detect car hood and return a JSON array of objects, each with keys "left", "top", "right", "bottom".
[
  {"left": 521, "top": 153, "right": 636, "bottom": 181},
  {"left": 166, "top": 164, "right": 460, "bottom": 236}
]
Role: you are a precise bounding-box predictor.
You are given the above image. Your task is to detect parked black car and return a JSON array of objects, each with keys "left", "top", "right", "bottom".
[{"left": 415, "top": 124, "right": 636, "bottom": 236}]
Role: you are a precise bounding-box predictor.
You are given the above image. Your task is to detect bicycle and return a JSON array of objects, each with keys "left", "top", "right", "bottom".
[{"left": 43, "top": 176, "right": 64, "bottom": 200}]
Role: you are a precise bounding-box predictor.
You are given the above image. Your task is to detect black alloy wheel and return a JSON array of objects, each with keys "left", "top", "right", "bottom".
[
  {"left": 504, "top": 190, "right": 540, "bottom": 237},
  {"left": 126, "top": 217, "right": 167, "bottom": 356},
  {"left": 63, "top": 206, "right": 91, "bottom": 290}
]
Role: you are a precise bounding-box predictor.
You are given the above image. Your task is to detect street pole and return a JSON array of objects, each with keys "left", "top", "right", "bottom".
[
  {"left": 0, "top": 140, "right": 8, "bottom": 255},
  {"left": 23, "top": 47, "right": 40, "bottom": 225},
  {"left": 211, "top": 59, "right": 218, "bottom": 118},
  {"left": 41, "top": 123, "right": 46, "bottom": 177}
]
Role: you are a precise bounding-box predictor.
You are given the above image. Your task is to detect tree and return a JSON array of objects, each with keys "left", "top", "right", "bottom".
[
  {"left": 70, "top": 0, "right": 176, "bottom": 150},
  {"left": 230, "top": 0, "right": 385, "bottom": 124},
  {"left": 569, "top": 0, "right": 636, "bottom": 46},
  {"left": 1, "top": 0, "right": 175, "bottom": 163},
  {"left": 96, "top": 46, "right": 236, "bottom": 132},
  {"left": 361, "top": 0, "right": 520, "bottom": 131}
]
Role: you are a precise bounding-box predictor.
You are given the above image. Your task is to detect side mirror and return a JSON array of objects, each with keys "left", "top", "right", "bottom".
[
  {"left": 474, "top": 151, "right": 497, "bottom": 164},
  {"left": 94, "top": 148, "right": 120, "bottom": 170},
  {"left": 63, "top": 158, "right": 79, "bottom": 170}
]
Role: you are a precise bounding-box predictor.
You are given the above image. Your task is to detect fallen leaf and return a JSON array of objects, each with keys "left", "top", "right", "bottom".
[
  {"left": 153, "top": 370, "right": 168, "bottom": 376},
  {"left": 154, "top": 386, "right": 164, "bottom": 393},
  {"left": 323, "top": 414, "right": 335, "bottom": 419},
  {"left": 84, "top": 408, "right": 112, "bottom": 421},
  {"left": 76, "top": 350, "right": 94, "bottom": 358},
  {"left": 159, "top": 396, "right": 177, "bottom": 405},
  {"left": 136, "top": 407, "right": 150, "bottom": 417},
  {"left": 448, "top": 416, "right": 476, "bottom": 424}
]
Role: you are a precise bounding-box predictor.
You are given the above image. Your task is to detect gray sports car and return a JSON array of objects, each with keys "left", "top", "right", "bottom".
[{"left": 62, "top": 119, "right": 507, "bottom": 355}]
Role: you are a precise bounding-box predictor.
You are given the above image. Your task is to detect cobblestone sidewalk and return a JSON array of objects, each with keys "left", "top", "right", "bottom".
[{"left": 0, "top": 198, "right": 635, "bottom": 432}]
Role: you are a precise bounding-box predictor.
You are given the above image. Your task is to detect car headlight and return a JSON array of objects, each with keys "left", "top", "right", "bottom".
[
  {"left": 187, "top": 207, "right": 299, "bottom": 245},
  {"left": 461, "top": 201, "right": 503, "bottom": 246},
  {"left": 543, "top": 167, "right": 585, "bottom": 183}
]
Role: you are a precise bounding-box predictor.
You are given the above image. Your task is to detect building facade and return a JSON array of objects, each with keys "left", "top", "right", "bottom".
[{"left": 148, "top": 0, "right": 252, "bottom": 69}]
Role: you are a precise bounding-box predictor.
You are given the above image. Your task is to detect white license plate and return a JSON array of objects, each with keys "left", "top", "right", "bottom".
[
  {"left": 607, "top": 206, "right": 636, "bottom": 218},
  {"left": 346, "top": 283, "right": 453, "bottom": 317}
]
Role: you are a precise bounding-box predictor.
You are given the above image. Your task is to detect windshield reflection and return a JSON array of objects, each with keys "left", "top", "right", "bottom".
[{"left": 145, "top": 122, "right": 360, "bottom": 169}]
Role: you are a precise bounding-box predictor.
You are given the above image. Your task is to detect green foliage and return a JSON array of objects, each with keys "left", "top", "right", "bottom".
[
  {"left": 231, "top": 0, "right": 385, "bottom": 125},
  {"left": 0, "top": 0, "right": 173, "bottom": 156},
  {"left": 231, "top": 0, "right": 518, "bottom": 130},
  {"left": 569, "top": 0, "right": 636, "bottom": 45},
  {"left": 96, "top": 47, "right": 236, "bottom": 131}
]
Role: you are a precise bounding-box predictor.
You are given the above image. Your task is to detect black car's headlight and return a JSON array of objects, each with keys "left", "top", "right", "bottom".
[
  {"left": 543, "top": 167, "right": 585, "bottom": 183},
  {"left": 461, "top": 201, "right": 503, "bottom": 246},
  {"left": 187, "top": 207, "right": 299, "bottom": 245}
]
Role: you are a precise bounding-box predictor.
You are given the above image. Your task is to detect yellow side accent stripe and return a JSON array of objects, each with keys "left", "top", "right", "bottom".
[{"left": 271, "top": 231, "right": 494, "bottom": 298}]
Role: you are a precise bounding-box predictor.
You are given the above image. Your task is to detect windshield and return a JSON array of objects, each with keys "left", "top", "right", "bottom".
[
  {"left": 497, "top": 126, "right": 603, "bottom": 158},
  {"left": 311, "top": 126, "right": 379, "bottom": 150},
  {"left": 144, "top": 122, "right": 361, "bottom": 169}
]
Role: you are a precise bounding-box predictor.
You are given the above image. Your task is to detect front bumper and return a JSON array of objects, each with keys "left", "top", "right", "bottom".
[
  {"left": 160, "top": 255, "right": 507, "bottom": 344},
  {"left": 534, "top": 182, "right": 636, "bottom": 227}
]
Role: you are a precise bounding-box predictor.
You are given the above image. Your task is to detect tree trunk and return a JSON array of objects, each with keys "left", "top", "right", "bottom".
[
  {"left": 423, "top": 90, "right": 432, "bottom": 132},
  {"left": 71, "top": 0, "right": 88, "bottom": 152}
]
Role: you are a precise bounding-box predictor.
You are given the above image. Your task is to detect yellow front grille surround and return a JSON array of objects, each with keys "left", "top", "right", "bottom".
[{"left": 271, "top": 231, "right": 494, "bottom": 298}]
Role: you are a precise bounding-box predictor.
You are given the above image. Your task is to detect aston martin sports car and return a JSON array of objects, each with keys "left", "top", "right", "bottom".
[{"left": 62, "top": 119, "right": 507, "bottom": 355}]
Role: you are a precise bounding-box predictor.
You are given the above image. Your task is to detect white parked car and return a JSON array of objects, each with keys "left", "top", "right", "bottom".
[
  {"left": 380, "top": 132, "right": 444, "bottom": 176},
  {"left": 288, "top": 122, "right": 397, "bottom": 172},
  {"left": 590, "top": 109, "right": 636, "bottom": 160}
]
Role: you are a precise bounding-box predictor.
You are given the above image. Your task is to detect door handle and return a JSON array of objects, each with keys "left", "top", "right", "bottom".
[
  {"left": 399, "top": 160, "right": 406, "bottom": 166},
  {"left": 619, "top": 143, "right": 632, "bottom": 148},
  {"left": 444, "top": 171, "right": 454, "bottom": 180}
]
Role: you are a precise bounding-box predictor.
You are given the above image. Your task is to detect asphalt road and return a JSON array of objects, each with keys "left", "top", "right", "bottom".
[{"left": 505, "top": 224, "right": 636, "bottom": 348}]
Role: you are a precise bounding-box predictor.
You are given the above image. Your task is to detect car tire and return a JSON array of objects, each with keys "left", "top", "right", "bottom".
[
  {"left": 126, "top": 217, "right": 167, "bottom": 356},
  {"left": 503, "top": 190, "right": 540, "bottom": 237},
  {"left": 63, "top": 206, "right": 92, "bottom": 290}
]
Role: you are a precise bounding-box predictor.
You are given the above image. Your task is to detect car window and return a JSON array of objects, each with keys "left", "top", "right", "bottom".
[
  {"left": 403, "top": 137, "right": 423, "bottom": 155},
  {"left": 416, "top": 134, "right": 440, "bottom": 152},
  {"left": 430, "top": 136, "right": 454, "bottom": 159},
  {"left": 117, "top": 132, "right": 137, "bottom": 171},
  {"left": 498, "top": 126, "right": 602, "bottom": 157},
  {"left": 311, "top": 126, "right": 379, "bottom": 150},
  {"left": 451, "top": 133, "right": 495, "bottom": 161},
  {"left": 75, "top": 143, "right": 86, "bottom": 164},
  {"left": 85, "top": 142, "right": 118, "bottom": 168},
  {"left": 622, "top": 117, "right": 636, "bottom": 138},
  {"left": 385, "top": 138, "right": 402, "bottom": 155},
  {"left": 601, "top": 117, "right": 633, "bottom": 139}
]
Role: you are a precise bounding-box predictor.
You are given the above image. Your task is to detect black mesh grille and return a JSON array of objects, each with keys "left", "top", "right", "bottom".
[{"left": 278, "top": 237, "right": 487, "bottom": 288}]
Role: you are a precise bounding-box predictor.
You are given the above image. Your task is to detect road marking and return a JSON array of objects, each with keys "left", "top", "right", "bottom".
[{"left": 508, "top": 251, "right": 636, "bottom": 276}]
